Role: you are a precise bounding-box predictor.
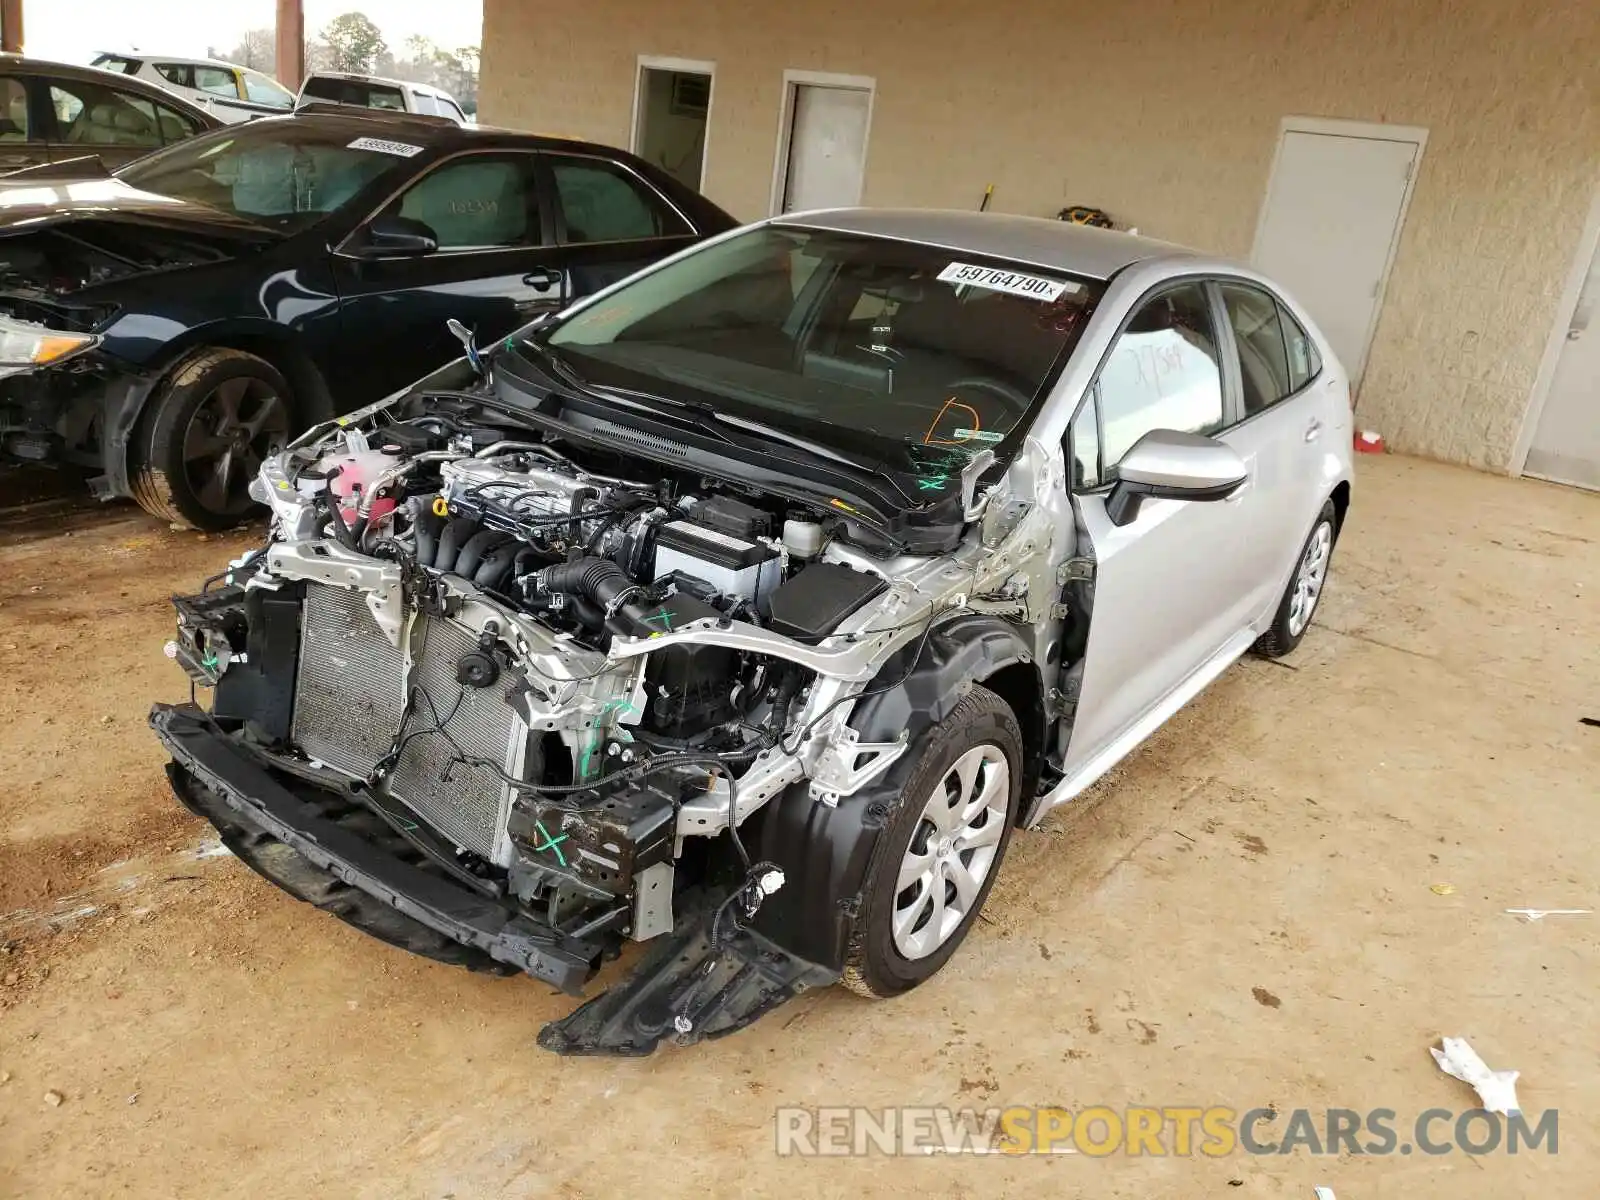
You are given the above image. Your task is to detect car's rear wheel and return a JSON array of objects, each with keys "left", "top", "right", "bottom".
[
  {"left": 130, "top": 348, "right": 292, "bottom": 530},
  {"left": 842, "top": 686, "right": 1022, "bottom": 999},
  {"left": 1252, "top": 499, "right": 1337, "bottom": 658}
]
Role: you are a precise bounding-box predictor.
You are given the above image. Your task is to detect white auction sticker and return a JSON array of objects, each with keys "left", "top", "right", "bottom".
[
  {"left": 347, "top": 136, "right": 425, "bottom": 157},
  {"left": 937, "top": 262, "right": 1078, "bottom": 302}
]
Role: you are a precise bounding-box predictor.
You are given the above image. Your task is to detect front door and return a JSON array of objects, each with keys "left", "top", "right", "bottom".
[
  {"left": 36, "top": 75, "right": 183, "bottom": 171},
  {"left": 1063, "top": 281, "right": 1260, "bottom": 774},
  {"left": 0, "top": 74, "right": 45, "bottom": 172},
  {"left": 1524, "top": 236, "right": 1600, "bottom": 490},
  {"left": 329, "top": 150, "right": 568, "bottom": 402}
]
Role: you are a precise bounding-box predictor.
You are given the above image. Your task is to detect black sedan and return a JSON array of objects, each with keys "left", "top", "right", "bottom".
[
  {"left": 0, "top": 109, "right": 737, "bottom": 527},
  {"left": 0, "top": 56, "right": 219, "bottom": 173}
]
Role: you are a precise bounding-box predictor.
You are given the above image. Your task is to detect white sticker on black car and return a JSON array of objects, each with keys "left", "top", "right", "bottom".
[
  {"left": 347, "top": 136, "right": 425, "bottom": 157},
  {"left": 936, "top": 262, "right": 1080, "bottom": 302}
]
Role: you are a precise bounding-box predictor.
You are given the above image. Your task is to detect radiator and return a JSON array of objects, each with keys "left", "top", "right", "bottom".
[{"left": 289, "top": 584, "right": 517, "bottom": 862}]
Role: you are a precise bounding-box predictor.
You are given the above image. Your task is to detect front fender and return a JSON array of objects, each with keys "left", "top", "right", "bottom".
[{"left": 748, "top": 614, "right": 1037, "bottom": 971}]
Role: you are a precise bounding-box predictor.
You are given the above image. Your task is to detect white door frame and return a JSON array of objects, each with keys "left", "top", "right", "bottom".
[
  {"left": 1250, "top": 116, "right": 1429, "bottom": 393},
  {"left": 1510, "top": 170, "right": 1600, "bottom": 477},
  {"left": 767, "top": 69, "right": 876, "bottom": 217},
  {"left": 629, "top": 55, "right": 716, "bottom": 186}
]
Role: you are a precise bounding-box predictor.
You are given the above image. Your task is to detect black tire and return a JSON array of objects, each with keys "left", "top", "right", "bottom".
[
  {"left": 129, "top": 348, "right": 293, "bottom": 530},
  {"left": 1252, "top": 499, "right": 1338, "bottom": 658},
  {"left": 842, "top": 685, "right": 1023, "bottom": 999}
]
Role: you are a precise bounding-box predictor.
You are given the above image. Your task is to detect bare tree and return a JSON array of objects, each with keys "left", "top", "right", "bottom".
[{"left": 215, "top": 27, "right": 275, "bottom": 71}]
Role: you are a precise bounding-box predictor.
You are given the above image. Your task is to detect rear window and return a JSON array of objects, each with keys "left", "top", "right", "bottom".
[
  {"left": 300, "top": 75, "right": 406, "bottom": 112},
  {"left": 92, "top": 54, "right": 142, "bottom": 75}
]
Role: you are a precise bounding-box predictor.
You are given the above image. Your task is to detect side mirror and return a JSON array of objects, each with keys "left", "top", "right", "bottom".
[
  {"left": 1106, "top": 429, "right": 1247, "bottom": 527},
  {"left": 358, "top": 215, "right": 438, "bottom": 257}
]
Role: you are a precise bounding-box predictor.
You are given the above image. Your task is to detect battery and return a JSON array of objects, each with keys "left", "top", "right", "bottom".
[{"left": 652, "top": 518, "right": 782, "bottom": 604}]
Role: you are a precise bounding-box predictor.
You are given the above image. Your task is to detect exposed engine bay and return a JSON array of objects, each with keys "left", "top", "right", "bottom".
[{"left": 151, "top": 369, "right": 1069, "bottom": 1054}]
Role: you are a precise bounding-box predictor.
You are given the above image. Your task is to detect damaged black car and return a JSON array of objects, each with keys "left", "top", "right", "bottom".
[{"left": 0, "top": 108, "right": 733, "bottom": 528}]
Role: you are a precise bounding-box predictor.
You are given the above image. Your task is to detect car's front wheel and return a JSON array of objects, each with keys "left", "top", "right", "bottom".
[
  {"left": 842, "top": 686, "right": 1022, "bottom": 999},
  {"left": 1252, "top": 499, "right": 1338, "bottom": 658},
  {"left": 130, "top": 347, "right": 292, "bottom": 530}
]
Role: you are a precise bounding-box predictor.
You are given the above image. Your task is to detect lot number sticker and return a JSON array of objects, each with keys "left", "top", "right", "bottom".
[
  {"left": 937, "top": 262, "right": 1078, "bottom": 302},
  {"left": 347, "top": 136, "right": 425, "bottom": 157}
]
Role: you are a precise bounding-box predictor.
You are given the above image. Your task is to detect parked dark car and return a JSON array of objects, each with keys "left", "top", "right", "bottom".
[
  {"left": 0, "top": 56, "right": 219, "bottom": 173},
  {"left": 0, "top": 109, "right": 737, "bottom": 527}
]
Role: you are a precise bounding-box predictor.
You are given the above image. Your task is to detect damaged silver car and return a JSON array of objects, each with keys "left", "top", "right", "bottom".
[{"left": 150, "top": 210, "right": 1354, "bottom": 1054}]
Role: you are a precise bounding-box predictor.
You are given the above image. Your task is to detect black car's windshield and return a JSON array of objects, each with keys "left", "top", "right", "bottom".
[
  {"left": 117, "top": 122, "right": 408, "bottom": 231},
  {"left": 543, "top": 226, "right": 1102, "bottom": 474}
]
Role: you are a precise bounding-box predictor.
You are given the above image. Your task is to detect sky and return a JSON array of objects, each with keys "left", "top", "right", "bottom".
[{"left": 27, "top": 0, "right": 482, "bottom": 67}]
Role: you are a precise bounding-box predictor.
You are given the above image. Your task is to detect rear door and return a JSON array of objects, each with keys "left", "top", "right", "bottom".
[
  {"left": 1211, "top": 279, "right": 1329, "bottom": 620},
  {"left": 1062, "top": 281, "right": 1263, "bottom": 775},
  {"left": 535, "top": 150, "right": 702, "bottom": 302},
  {"left": 329, "top": 149, "right": 568, "bottom": 400}
]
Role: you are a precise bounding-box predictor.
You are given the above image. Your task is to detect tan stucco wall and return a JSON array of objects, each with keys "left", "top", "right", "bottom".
[{"left": 480, "top": 0, "right": 1600, "bottom": 471}]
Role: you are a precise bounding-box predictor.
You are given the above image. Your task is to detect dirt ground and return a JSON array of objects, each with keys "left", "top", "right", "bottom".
[{"left": 0, "top": 454, "right": 1594, "bottom": 1198}]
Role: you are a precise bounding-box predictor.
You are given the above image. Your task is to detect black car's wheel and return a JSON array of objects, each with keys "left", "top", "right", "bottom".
[
  {"left": 1252, "top": 499, "right": 1338, "bottom": 659},
  {"left": 130, "top": 348, "right": 293, "bottom": 530},
  {"left": 842, "top": 686, "right": 1022, "bottom": 999}
]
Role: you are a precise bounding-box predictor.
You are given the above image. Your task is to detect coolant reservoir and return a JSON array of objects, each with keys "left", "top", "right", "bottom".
[{"left": 323, "top": 446, "right": 401, "bottom": 524}]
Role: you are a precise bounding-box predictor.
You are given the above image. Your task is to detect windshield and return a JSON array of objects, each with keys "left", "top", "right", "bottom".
[
  {"left": 117, "top": 122, "right": 406, "bottom": 231},
  {"left": 544, "top": 226, "right": 1101, "bottom": 472}
]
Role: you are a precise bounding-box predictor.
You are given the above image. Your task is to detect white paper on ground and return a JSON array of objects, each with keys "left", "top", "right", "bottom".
[
  {"left": 1430, "top": 1037, "right": 1521, "bottom": 1114},
  {"left": 1505, "top": 908, "right": 1591, "bottom": 921}
]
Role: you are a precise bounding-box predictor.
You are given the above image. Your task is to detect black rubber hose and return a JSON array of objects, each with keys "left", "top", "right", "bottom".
[
  {"left": 433, "top": 518, "right": 481, "bottom": 575},
  {"left": 456, "top": 529, "right": 512, "bottom": 580},
  {"left": 534, "top": 556, "right": 654, "bottom": 636},
  {"left": 473, "top": 540, "right": 522, "bottom": 591}
]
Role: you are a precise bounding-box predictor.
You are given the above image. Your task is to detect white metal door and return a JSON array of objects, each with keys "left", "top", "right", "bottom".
[
  {"left": 1525, "top": 241, "right": 1600, "bottom": 490},
  {"left": 1253, "top": 128, "right": 1420, "bottom": 386},
  {"left": 780, "top": 85, "right": 870, "bottom": 213}
]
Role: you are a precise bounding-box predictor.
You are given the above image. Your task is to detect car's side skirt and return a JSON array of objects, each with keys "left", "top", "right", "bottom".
[{"left": 1024, "top": 626, "right": 1258, "bottom": 826}]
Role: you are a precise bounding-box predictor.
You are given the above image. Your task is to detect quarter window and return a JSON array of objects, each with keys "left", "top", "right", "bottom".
[
  {"left": 1280, "top": 303, "right": 1323, "bottom": 391},
  {"left": 548, "top": 155, "right": 689, "bottom": 243},
  {"left": 390, "top": 154, "right": 541, "bottom": 249},
  {"left": 1094, "top": 282, "right": 1225, "bottom": 474},
  {"left": 1219, "top": 283, "right": 1293, "bottom": 416}
]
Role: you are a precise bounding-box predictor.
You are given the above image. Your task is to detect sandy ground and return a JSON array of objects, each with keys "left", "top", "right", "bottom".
[{"left": 0, "top": 455, "right": 1595, "bottom": 1198}]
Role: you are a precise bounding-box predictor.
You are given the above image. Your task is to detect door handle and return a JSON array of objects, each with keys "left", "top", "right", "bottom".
[
  {"left": 1304, "top": 419, "right": 1324, "bottom": 443},
  {"left": 522, "top": 267, "right": 563, "bottom": 293}
]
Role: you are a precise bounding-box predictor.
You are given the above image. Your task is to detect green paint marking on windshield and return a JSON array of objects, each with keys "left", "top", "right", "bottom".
[{"left": 917, "top": 475, "right": 951, "bottom": 491}]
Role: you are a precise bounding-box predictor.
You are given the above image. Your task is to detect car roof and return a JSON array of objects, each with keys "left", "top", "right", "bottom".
[
  {"left": 1, "top": 56, "right": 217, "bottom": 118},
  {"left": 96, "top": 51, "right": 239, "bottom": 69},
  {"left": 260, "top": 109, "right": 648, "bottom": 158},
  {"left": 774, "top": 207, "right": 1195, "bottom": 280}
]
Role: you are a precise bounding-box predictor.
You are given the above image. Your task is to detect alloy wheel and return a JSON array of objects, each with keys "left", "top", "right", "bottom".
[
  {"left": 1287, "top": 521, "right": 1333, "bottom": 637},
  {"left": 892, "top": 744, "right": 1009, "bottom": 960},
  {"left": 181, "top": 377, "right": 290, "bottom": 518}
]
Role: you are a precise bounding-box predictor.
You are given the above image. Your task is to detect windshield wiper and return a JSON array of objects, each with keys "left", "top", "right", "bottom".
[
  {"left": 515, "top": 335, "right": 592, "bottom": 393},
  {"left": 583, "top": 384, "right": 916, "bottom": 504}
]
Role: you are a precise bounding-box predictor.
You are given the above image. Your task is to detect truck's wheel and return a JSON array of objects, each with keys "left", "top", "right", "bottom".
[
  {"left": 842, "top": 686, "right": 1022, "bottom": 999},
  {"left": 130, "top": 348, "right": 292, "bottom": 530}
]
